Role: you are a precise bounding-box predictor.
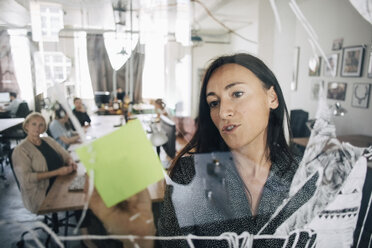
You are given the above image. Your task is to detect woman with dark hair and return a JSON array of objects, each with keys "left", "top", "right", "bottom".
[
  {"left": 170, "top": 53, "right": 292, "bottom": 170},
  {"left": 156, "top": 53, "right": 299, "bottom": 247}
]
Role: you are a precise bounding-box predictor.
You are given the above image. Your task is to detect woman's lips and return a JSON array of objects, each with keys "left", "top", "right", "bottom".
[{"left": 222, "top": 124, "right": 240, "bottom": 133}]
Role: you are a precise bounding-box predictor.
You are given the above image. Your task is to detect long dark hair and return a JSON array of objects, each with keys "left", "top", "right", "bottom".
[{"left": 169, "top": 53, "right": 293, "bottom": 176}]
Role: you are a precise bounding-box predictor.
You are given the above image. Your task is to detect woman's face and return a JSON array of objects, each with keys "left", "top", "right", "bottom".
[
  {"left": 206, "top": 64, "right": 278, "bottom": 152},
  {"left": 26, "top": 116, "right": 45, "bottom": 138}
]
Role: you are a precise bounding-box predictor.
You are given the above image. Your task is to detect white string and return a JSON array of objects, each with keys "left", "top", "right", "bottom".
[
  {"left": 129, "top": 213, "right": 141, "bottom": 222},
  {"left": 289, "top": 0, "right": 318, "bottom": 40},
  {"left": 73, "top": 169, "right": 94, "bottom": 234},
  {"left": 0, "top": 219, "right": 63, "bottom": 248},
  {"left": 1, "top": 219, "right": 317, "bottom": 248},
  {"left": 221, "top": 232, "right": 239, "bottom": 248},
  {"left": 0, "top": 220, "right": 45, "bottom": 247},
  {"left": 35, "top": 221, "right": 64, "bottom": 247},
  {"left": 186, "top": 234, "right": 196, "bottom": 248},
  {"left": 269, "top": 0, "right": 282, "bottom": 32},
  {"left": 289, "top": 0, "right": 334, "bottom": 77}
]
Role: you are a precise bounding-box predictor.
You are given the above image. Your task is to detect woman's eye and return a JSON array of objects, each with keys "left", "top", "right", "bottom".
[
  {"left": 208, "top": 101, "right": 219, "bottom": 108},
  {"left": 232, "top": 91, "right": 244, "bottom": 98}
]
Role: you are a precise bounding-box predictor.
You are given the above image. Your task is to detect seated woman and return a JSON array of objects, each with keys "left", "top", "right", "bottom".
[
  {"left": 49, "top": 107, "right": 80, "bottom": 149},
  {"left": 72, "top": 97, "right": 91, "bottom": 127},
  {"left": 12, "top": 112, "right": 77, "bottom": 214}
]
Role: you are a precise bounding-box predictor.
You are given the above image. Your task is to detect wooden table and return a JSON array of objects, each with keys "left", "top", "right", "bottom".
[
  {"left": 37, "top": 173, "right": 165, "bottom": 214},
  {"left": 292, "top": 135, "right": 372, "bottom": 148},
  {"left": 0, "top": 118, "right": 24, "bottom": 133},
  {"left": 37, "top": 172, "right": 86, "bottom": 215}
]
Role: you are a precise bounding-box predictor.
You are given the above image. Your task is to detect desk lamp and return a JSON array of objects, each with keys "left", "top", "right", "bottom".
[{"left": 332, "top": 102, "right": 347, "bottom": 117}]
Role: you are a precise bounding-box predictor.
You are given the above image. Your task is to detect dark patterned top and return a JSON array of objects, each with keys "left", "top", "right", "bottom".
[{"left": 158, "top": 153, "right": 301, "bottom": 247}]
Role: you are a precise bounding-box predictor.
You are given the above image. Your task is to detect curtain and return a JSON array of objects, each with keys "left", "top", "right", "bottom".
[
  {"left": 87, "top": 34, "right": 145, "bottom": 103},
  {"left": 117, "top": 43, "right": 145, "bottom": 103},
  {"left": 87, "top": 34, "right": 113, "bottom": 92}
]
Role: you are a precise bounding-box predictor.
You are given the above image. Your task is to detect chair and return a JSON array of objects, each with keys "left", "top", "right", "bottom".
[
  {"left": 290, "top": 109, "right": 310, "bottom": 138},
  {"left": 160, "top": 114, "right": 176, "bottom": 159},
  {"left": 0, "top": 140, "right": 11, "bottom": 186},
  {"left": 290, "top": 109, "right": 311, "bottom": 155},
  {"left": 1, "top": 123, "right": 27, "bottom": 144},
  {"left": 15, "top": 102, "right": 31, "bottom": 118},
  {"left": 8, "top": 149, "right": 76, "bottom": 247}
]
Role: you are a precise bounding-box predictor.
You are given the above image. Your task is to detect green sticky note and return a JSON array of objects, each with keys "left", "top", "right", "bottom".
[{"left": 75, "top": 119, "right": 165, "bottom": 207}]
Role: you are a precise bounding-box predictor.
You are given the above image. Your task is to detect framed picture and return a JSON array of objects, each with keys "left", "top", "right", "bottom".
[
  {"left": 327, "top": 82, "right": 347, "bottom": 101},
  {"left": 368, "top": 51, "right": 372, "bottom": 78},
  {"left": 341, "top": 46, "right": 365, "bottom": 77},
  {"left": 332, "top": 38, "right": 343, "bottom": 51},
  {"left": 351, "top": 83, "right": 371, "bottom": 108},
  {"left": 323, "top": 54, "right": 338, "bottom": 77},
  {"left": 308, "top": 56, "right": 321, "bottom": 76}
]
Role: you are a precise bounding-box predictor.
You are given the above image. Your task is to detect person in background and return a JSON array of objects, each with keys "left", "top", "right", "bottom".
[
  {"left": 12, "top": 112, "right": 77, "bottom": 213},
  {"left": 72, "top": 97, "right": 91, "bottom": 127},
  {"left": 116, "top": 87, "right": 125, "bottom": 102},
  {"left": 154, "top": 98, "right": 173, "bottom": 121},
  {"left": 1, "top": 92, "right": 21, "bottom": 117},
  {"left": 49, "top": 106, "right": 80, "bottom": 149}
]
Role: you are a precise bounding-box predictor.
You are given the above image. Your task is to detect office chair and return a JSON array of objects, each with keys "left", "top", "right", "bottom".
[
  {"left": 290, "top": 109, "right": 311, "bottom": 155},
  {"left": 1, "top": 123, "right": 27, "bottom": 144},
  {"left": 290, "top": 109, "right": 311, "bottom": 138},
  {"left": 160, "top": 114, "right": 176, "bottom": 159},
  {"left": 0, "top": 140, "right": 11, "bottom": 186},
  {"left": 8, "top": 149, "right": 76, "bottom": 247},
  {"left": 15, "top": 102, "right": 31, "bottom": 118}
]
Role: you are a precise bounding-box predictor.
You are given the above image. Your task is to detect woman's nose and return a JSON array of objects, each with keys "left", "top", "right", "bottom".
[{"left": 219, "top": 100, "right": 234, "bottom": 119}]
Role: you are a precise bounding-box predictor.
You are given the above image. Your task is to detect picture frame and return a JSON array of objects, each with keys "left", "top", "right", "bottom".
[
  {"left": 308, "top": 56, "right": 321, "bottom": 76},
  {"left": 341, "top": 46, "right": 365, "bottom": 77},
  {"left": 327, "top": 82, "right": 347, "bottom": 101},
  {"left": 332, "top": 38, "right": 343, "bottom": 51},
  {"left": 351, "top": 83, "right": 371, "bottom": 108},
  {"left": 323, "top": 54, "right": 338, "bottom": 77},
  {"left": 368, "top": 51, "right": 372, "bottom": 78}
]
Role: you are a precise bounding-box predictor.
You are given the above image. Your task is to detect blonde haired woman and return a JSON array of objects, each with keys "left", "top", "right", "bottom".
[{"left": 12, "top": 112, "right": 77, "bottom": 213}]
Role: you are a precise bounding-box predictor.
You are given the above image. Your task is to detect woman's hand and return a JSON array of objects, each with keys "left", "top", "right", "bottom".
[
  {"left": 67, "top": 158, "right": 78, "bottom": 170},
  {"left": 57, "top": 164, "right": 76, "bottom": 176},
  {"left": 86, "top": 177, "right": 155, "bottom": 248}
]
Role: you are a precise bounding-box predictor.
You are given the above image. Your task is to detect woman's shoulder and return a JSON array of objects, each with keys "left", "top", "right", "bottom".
[
  {"left": 13, "top": 139, "right": 35, "bottom": 157},
  {"left": 14, "top": 139, "right": 33, "bottom": 150}
]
